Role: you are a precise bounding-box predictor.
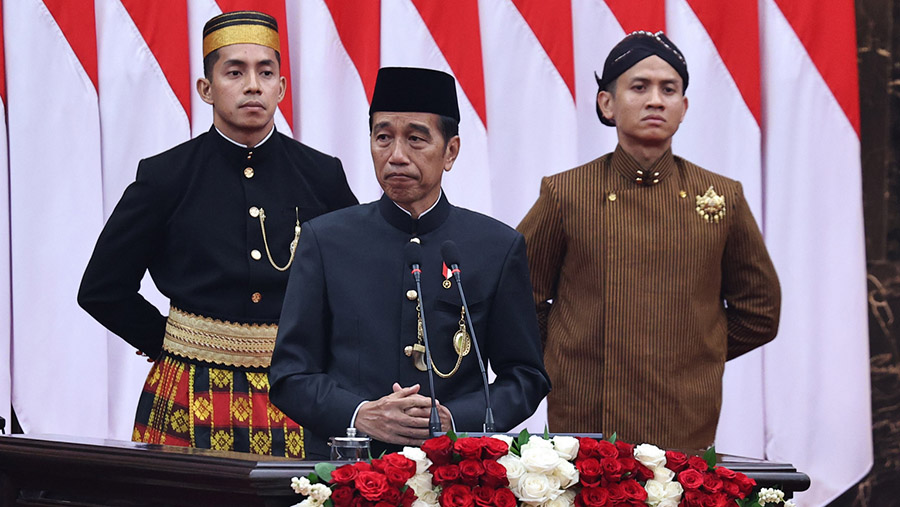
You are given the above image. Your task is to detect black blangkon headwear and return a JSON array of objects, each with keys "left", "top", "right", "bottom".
[{"left": 595, "top": 31, "right": 689, "bottom": 126}]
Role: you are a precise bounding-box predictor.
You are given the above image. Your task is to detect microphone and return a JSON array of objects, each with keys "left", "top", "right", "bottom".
[
  {"left": 440, "top": 240, "right": 495, "bottom": 432},
  {"left": 403, "top": 242, "right": 442, "bottom": 437}
]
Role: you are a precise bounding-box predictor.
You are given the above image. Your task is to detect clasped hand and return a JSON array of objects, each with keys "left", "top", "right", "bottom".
[{"left": 353, "top": 383, "right": 452, "bottom": 446}]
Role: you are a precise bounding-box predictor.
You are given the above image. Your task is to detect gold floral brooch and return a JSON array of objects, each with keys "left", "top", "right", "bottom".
[{"left": 695, "top": 186, "right": 726, "bottom": 223}]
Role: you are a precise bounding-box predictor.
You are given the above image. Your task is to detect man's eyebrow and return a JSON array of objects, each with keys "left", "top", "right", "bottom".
[{"left": 408, "top": 123, "right": 432, "bottom": 137}]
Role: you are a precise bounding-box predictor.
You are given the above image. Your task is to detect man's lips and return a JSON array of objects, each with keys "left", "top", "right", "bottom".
[
  {"left": 642, "top": 115, "right": 665, "bottom": 123},
  {"left": 240, "top": 101, "right": 265, "bottom": 109}
]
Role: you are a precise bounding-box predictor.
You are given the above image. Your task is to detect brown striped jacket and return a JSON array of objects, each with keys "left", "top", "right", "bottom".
[{"left": 517, "top": 145, "right": 780, "bottom": 449}]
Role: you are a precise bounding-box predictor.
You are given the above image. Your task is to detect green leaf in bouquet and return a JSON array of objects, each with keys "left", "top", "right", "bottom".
[
  {"left": 447, "top": 429, "right": 459, "bottom": 441},
  {"left": 703, "top": 446, "right": 717, "bottom": 469},
  {"left": 608, "top": 432, "right": 617, "bottom": 444},
  {"left": 543, "top": 425, "right": 550, "bottom": 440},
  {"left": 314, "top": 462, "right": 336, "bottom": 483}
]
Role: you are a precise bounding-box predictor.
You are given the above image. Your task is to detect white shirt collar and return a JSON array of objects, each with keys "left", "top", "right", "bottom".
[
  {"left": 214, "top": 125, "right": 275, "bottom": 148},
  {"left": 393, "top": 189, "right": 443, "bottom": 218}
]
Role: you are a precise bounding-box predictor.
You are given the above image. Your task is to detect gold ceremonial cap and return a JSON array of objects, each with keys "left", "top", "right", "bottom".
[{"left": 202, "top": 11, "right": 280, "bottom": 58}]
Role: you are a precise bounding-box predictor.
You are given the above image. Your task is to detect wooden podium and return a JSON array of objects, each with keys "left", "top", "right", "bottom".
[{"left": 0, "top": 434, "right": 809, "bottom": 506}]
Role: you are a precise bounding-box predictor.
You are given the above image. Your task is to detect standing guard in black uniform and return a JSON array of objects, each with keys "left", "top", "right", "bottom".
[{"left": 78, "top": 11, "right": 357, "bottom": 458}]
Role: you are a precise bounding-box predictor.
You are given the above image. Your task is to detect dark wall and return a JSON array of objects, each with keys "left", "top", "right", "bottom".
[{"left": 838, "top": 0, "right": 900, "bottom": 505}]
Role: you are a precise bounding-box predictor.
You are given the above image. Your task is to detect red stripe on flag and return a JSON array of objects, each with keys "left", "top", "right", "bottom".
[
  {"left": 773, "top": 0, "right": 860, "bottom": 135},
  {"left": 121, "top": 0, "right": 191, "bottom": 120},
  {"left": 43, "top": 0, "right": 98, "bottom": 91},
  {"left": 511, "top": 0, "right": 576, "bottom": 100},
  {"left": 216, "top": 0, "right": 294, "bottom": 131},
  {"left": 604, "top": 0, "right": 665, "bottom": 33},
  {"left": 686, "top": 0, "right": 761, "bottom": 125},
  {"left": 411, "top": 0, "right": 487, "bottom": 127},
  {"left": 324, "top": 0, "right": 380, "bottom": 103}
]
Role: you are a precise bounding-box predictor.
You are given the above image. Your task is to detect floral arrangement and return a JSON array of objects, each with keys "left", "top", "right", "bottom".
[{"left": 290, "top": 432, "right": 796, "bottom": 507}]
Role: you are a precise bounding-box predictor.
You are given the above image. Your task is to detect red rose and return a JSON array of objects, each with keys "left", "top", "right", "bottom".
[
  {"left": 601, "top": 456, "right": 623, "bottom": 481},
  {"left": 577, "top": 438, "right": 602, "bottom": 460},
  {"left": 621, "top": 479, "right": 647, "bottom": 502},
  {"left": 665, "top": 450, "right": 688, "bottom": 473},
  {"left": 577, "top": 458, "right": 603, "bottom": 487},
  {"left": 733, "top": 473, "right": 756, "bottom": 497},
  {"left": 721, "top": 480, "right": 740, "bottom": 498},
  {"left": 606, "top": 483, "right": 626, "bottom": 503},
  {"left": 596, "top": 441, "right": 619, "bottom": 460},
  {"left": 480, "top": 437, "right": 509, "bottom": 460},
  {"left": 702, "top": 492, "right": 729, "bottom": 507},
  {"left": 614, "top": 440, "right": 634, "bottom": 458},
  {"left": 618, "top": 457, "right": 637, "bottom": 476},
  {"left": 576, "top": 486, "right": 610, "bottom": 507},
  {"left": 401, "top": 487, "right": 417, "bottom": 507},
  {"left": 423, "top": 435, "right": 454, "bottom": 466},
  {"left": 701, "top": 472, "right": 723, "bottom": 494},
  {"left": 350, "top": 497, "right": 372, "bottom": 507},
  {"left": 481, "top": 460, "right": 509, "bottom": 489},
  {"left": 473, "top": 486, "right": 495, "bottom": 507},
  {"left": 355, "top": 471, "right": 391, "bottom": 501},
  {"left": 687, "top": 456, "right": 709, "bottom": 473},
  {"left": 331, "top": 486, "right": 355, "bottom": 507},
  {"left": 440, "top": 484, "right": 475, "bottom": 507},
  {"left": 381, "top": 487, "right": 402, "bottom": 505},
  {"left": 432, "top": 464, "right": 461, "bottom": 486},
  {"left": 714, "top": 466, "right": 737, "bottom": 480},
  {"left": 682, "top": 490, "right": 705, "bottom": 507},
  {"left": 383, "top": 453, "right": 417, "bottom": 477},
  {"left": 492, "top": 487, "right": 517, "bottom": 507},
  {"left": 331, "top": 464, "right": 361, "bottom": 485},
  {"left": 634, "top": 463, "right": 654, "bottom": 482},
  {"left": 454, "top": 438, "right": 484, "bottom": 460},
  {"left": 370, "top": 458, "right": 386, "bottom": 473},
  {"left": 458, "top": 459, "right": 485, "bottom": 486},
  {"left": 678, "top": 469, "right": 705, "bottom": 490},
  {"left": 403, "top": 489, "right": 418, "bottom": 507},
  {"left": 375, "top": 502, "right": 395, "bottom": 507},
  {"left": 384, "top": 465, "right": 413, "bottom": 488}
]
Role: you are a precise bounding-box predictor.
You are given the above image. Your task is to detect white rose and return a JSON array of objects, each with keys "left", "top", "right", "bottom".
[
  {"left": 633, "top": 444, "right": 666, "bottom": 469},
  {"left": 521, "top": 445, "right": 563, "bottom": 473},
  {"left": 662, "top": 480, "right": 683, "bottom": 501},
  {"left": 308, "top": 483, "right": 332, "bottom": 502},
  {"left": 523, "top": 437, "right": 554, "bottom": 450},
  {"left": 401, "top": 446, "right": 434, "bottom": 474},
  {"left": 515, "top": 472, "right": 560, "bottom": 506},
  {"left": 550, "top": 436, "right": 580, "bottom": 461},
  {"left": 551, "top": 459, "right": 579, "bottom": 489},
  {"left": 784, "top": 501, "right": 796, "bottom": 507},
  {"left": 492, "top": 434, "right": 514, "bottom": 447},
  {"left": 499, "top": 454, "right": 527, "bottom": 489},
  {"left": 296, "top": 498, "right": 319, "bottom": 507},
  {"left": 415, "top": 488, "right": 440, "bottom": 507},
  {"left": 657, "top": 500, "right": 679, "bottom": 507},
  {"left": 652, "top": 466, "right": 674, "bottom": 483},
  {"left": 406, "top": 472, "right": 435, "bottom": 497},
  {"left": 541, "top": 488, "right": 576, "bottom": 507},
  {"left": 644, "top": 479, "right": 666, "bottom": 506},
  {"left": 291, "top": 476, "right": 311, "bottom": 495}
]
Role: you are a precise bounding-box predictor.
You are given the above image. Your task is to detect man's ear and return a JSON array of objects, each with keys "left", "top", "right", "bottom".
[
  {"left": 197, "top": 78, "right": 214, "bottom": 105},
  {"left": 597, "top": 91, "right": 615, "bottom": 124},
  {"left": 443, "top": 136, "right": 460, "bottom": 172}
]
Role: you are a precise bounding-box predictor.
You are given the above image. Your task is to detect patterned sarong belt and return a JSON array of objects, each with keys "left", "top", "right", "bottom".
[{"left": 162, "top": 307, "right": 278, "bottom": 368}]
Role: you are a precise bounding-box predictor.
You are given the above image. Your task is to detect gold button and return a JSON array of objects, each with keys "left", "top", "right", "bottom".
[
  {"left": 443, "top": 279, "right": 452, "bottom": 289},
  {"left": 251, "top": 292, "right": 262, "bottom": 303},
  {"left": 406, "top": 290, "right": 418, "bottom": 301},
  {"left": 250, "top": 249, "right": 262, "bottom": 260},
  {"left": 247, "top": 151, "right": 253, "bottom": 159},
  {"left": 409, "top": 237, "right": 421, "bottom": 244},
  {"left": 244, "top": 167, "right": 254, "bottom": 178},
  {"left": 249, "top": 206, "right": 260, "bottom": 218},
  {"left": 608, "top": 193, "right": 617, "bottom": 202},
  {"left": 679, "top": 190, "right": 688, "bottom": 199}
]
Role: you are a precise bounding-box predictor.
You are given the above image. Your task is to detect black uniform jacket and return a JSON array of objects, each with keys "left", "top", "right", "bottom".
[
  {"left": 269, "top": 193, "right": 551, "bottom": 458},
  {"left": 78, "top": 127, "right": 358, "bottom": 358}
]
